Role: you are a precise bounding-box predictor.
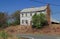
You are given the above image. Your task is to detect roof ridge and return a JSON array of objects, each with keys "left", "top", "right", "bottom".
[{"left": 21, "top": 5, "right": 47, "bottom": 12}]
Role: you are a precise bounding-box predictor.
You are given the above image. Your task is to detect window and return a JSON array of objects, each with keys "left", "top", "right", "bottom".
[
  {"left": 26, "top": 20, "right": 28, "bottom": 24},
  {"left": 22, "top": 13, "right": 23, "bottom": 17},
  {"left": 22, "top": 20, "right": 24, "bottom": 24},
  {"left": 26, "top": 13, "right": 27, "bottom": 16},
  {"left": 30, "top": 13, "right": 32, "bottom": 16}
]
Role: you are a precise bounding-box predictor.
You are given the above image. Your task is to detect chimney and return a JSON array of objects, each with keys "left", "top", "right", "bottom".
[{"left": 46, "top": 4, "right": 51, "bottom": 26}]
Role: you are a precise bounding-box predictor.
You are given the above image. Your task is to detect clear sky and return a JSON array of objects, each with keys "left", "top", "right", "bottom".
[{"left": 0, "top": 0, "right": 60, "bottom": 21}]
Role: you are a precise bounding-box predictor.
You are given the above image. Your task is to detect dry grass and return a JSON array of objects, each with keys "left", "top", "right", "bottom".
[
  {"left": 4, "top": 24, "right": 60, "bottom": 35},
  {"left": 0, "top": 36, "right": 27, "bottom": 39},
  {"left": 8, "top": 36, "right": 29, "bottom": 39}
]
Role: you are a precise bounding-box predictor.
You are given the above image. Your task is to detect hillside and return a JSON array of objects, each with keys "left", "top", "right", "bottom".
[{"left": 4, "top": 24, "right": 60, "bottom": 35}]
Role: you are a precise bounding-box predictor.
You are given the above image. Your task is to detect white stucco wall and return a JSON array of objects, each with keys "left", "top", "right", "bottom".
[
  {"left": 20, "top": 13, "right": 31, "bottom": 25},
  {"left": 20, "top": 10, "right": 46, "bottom": 26}
]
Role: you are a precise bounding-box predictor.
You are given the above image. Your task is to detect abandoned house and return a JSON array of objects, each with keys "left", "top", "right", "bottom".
[
  {"left": 20, "top": 4, "right": 60, "bottom": 26},
  {"left": 20, "top": 4, "right": 51, "bottom": 26}
]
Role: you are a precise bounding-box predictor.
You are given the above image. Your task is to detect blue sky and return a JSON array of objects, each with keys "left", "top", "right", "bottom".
[{"left": 0, "top": 0, "right": 60, "bottom": 21}]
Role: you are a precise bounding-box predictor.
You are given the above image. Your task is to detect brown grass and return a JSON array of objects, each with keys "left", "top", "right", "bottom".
[
  {"left": 0, "top": 36, "right": 27, "bottom": 39},
  {"left": 4, "top": 24, "right": 60, "bottom": 35}
]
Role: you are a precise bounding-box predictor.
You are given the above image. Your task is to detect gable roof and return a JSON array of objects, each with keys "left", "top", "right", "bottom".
[{"left": 21, "top": 6, "right": 47, "bottom": 13}]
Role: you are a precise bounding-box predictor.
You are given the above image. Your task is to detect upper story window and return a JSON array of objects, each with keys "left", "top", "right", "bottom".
[
  {"left": 30, "top": 13, "right": 32, "bottom": 16},
  {"left": 22, "top": 20, "right": 24, "bottom": 24},
  {"left": 22, "top": 13, "right": 23, "bottom": 17},
  {"left": 26, "top": 13, "right": 27, "bottom": 17}
]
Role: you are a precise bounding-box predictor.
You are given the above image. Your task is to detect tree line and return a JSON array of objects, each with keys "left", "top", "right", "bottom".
[
  {"left": 0, "top": 10, "right": 48, "bottom": 29},
  {"left": 0, "top": 10, "right": 20, "bottom": 28}
]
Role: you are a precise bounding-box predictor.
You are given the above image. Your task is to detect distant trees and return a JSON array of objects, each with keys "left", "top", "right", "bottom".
[
  {"left": 11, "top": 10, "right": 20, "bottom": 25},
  {"left": 0, "top": 10, "right": 20, "bottom": 28},
  {"left": 32, "top": 13, "right": 48, "bottom": 29},
  {"left": 0, "top": 12, "right": 8, "bottom": 28}
]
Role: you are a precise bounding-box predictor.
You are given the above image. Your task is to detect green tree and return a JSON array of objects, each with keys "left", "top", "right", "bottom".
[
  {"left": 11, "top": 10, "right": 20, "bottom": 25},
  {"left": 32, "top": 13, "right": 48, "bottom": 29},
  {"left": 39, "top": 13, "right": 48, "bottom": 26},
  {"left": 0, "top": 12, "right": 8, "bottom": 28},
  {"left": 32, "top": 13, "right": 40, "bottom": 28}
]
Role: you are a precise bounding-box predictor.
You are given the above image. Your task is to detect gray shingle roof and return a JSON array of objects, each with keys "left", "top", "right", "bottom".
[{"left": 21, "top": 6, "right": 47, "bottom": 12}]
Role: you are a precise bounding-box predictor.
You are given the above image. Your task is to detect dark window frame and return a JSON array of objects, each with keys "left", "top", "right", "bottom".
[
  {"left": 26, "top": 13, "right": 27, "bottom": 17},
  {"left": 26, "top": 20, "right": 28, "bottom": 24},
  {"left": 30, "top": 13, "right": 32, "bottom": 16},
  {"left": 22, "top": 20, "right": 24, "bottom": 24},
  {"left": 22, "top": 13, "right": 23, "bottom": 17}
]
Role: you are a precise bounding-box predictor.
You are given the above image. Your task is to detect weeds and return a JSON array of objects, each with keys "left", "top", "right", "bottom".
[{"left": 0, "top": 30, "right": 9, "bottom": 39}]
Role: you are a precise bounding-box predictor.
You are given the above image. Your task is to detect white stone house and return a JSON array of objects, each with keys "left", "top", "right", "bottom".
[{"left": 20, "top": 4, "right": 51, "bottom": 26}]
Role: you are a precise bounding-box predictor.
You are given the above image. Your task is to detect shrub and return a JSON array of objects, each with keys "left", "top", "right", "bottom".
[
  {"left": 0, "top": 30, "right": 9, "bottom": 39},
  {"left": 32, "top": 13, "right": 48, "bottom": 29}
]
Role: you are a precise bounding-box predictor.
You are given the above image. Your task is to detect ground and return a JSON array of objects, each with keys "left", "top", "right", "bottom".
[
  {"left": 0, "top": 24, "right": 60, "bottom": 39},
  {"left": 4, "top": 24, "right": 60, "bottom": 35}
]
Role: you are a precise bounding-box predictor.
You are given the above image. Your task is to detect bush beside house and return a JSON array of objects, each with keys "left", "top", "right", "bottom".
[{"left": 32, "top": 13, "right": 48, "bottom": 29}]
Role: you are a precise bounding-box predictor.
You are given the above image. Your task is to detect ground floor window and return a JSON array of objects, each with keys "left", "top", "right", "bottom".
[
  {"left": 25, "top": 20, "right": 28, "bottom": 24},
  {"left": 22, "top": 20, "right": 24, "bottom": 24}
]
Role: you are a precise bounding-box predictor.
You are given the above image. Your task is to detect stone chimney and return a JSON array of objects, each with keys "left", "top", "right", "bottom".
[{"left": 46, "top": 4, "right": 51, "bottom": 26}]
